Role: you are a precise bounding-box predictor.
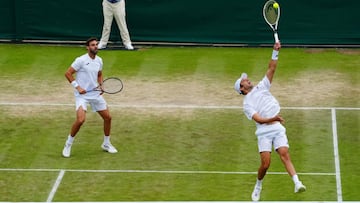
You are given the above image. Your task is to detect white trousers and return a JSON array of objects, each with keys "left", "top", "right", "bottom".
[{"left": 100, "top": 0, "right": 132, "bottom": 46}]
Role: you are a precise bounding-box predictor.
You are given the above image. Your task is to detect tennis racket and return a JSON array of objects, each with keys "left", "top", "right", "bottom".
[
  {"left": 87, "top": 77, "right": 124, "bottom": 94},
  {"left": 263, "top": 0, "right": 281, "bottom": 42}
]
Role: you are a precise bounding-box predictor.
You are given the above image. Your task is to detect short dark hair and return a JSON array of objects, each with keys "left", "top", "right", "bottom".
[{"left": 86, "top": 37, "right": 98, "bottom": 46}]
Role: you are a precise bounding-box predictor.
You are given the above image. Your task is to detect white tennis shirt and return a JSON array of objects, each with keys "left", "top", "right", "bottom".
[
  {"left": 243, "top": 75, "right": 281, "bottom": 128},
  {"left": 71, "top": 53, "right": 103, "bottom": 97}
]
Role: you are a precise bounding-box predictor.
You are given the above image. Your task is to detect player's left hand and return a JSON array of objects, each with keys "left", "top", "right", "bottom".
[{"left": 275, "top": 114, "right": 285, "bottom": 124}]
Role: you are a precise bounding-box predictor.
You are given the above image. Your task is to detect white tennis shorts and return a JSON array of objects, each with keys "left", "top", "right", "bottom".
[
  {"left": 255, "top": 123, "right": 289, "bottom": 152},
  {"left": 75, "top": 95, "right": 107, "bottom": 112}
]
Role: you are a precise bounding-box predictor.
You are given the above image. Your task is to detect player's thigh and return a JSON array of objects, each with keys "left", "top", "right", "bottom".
[
  {"left": 97, "top": 109, "right": 111, "bottom": 120},
  {"left": 260, "top": 151, "right": 272, "bottom": 167}
]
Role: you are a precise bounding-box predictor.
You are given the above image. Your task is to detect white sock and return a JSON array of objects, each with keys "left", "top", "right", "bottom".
[
  {"left": 66, "top": 135, "right": 74, "bottom": 145},
  {"left": 104, "top": 135, "right": 110, "bottom": 144},
  {"left": 256, "top": 178, "right": 263, "bottom": 187},
  {"left": 292, "top": 174, "right": 300, "bottom": 184}
]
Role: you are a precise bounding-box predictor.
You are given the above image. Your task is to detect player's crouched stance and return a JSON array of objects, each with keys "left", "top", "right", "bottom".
[
  {"left": 62, "top": 37, "right": 118, "bottom": 158},
  {"left": 234, "top": 42, "right": 306, "bottom": 201}
]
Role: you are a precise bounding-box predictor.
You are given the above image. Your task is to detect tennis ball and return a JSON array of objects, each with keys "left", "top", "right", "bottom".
[{"left": 273, "top": 2, "right": 279, "bottom": 9}]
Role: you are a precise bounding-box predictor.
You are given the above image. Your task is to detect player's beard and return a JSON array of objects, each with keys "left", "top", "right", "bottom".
[
  {"left": 90, "top": 48, "right": 98, "bottom": 55},
  {"left": 243, "top": 85, "right": 254, "bottom": 95}
]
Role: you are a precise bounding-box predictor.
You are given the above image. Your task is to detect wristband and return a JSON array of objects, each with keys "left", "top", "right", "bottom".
[
  {"left": 71, "top": 80, "right": 79, "bottom": 88},
  {"left": 272, "top": 50, "right": 279, "bottom": 60}
]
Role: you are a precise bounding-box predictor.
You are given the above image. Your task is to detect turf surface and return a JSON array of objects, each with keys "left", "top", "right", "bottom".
[{"left": 0, "top": 44, "right": 359, "bottom": 201}]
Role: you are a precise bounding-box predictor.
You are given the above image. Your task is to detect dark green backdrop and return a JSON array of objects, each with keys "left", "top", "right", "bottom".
[{"left": 1, "top": 0, "right": 359, "bottom": 45}]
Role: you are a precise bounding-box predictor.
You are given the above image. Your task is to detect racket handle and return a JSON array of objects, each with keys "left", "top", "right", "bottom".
[
  {"left": 86, "top": 88, "right": 96, "bottom": 93},
  {"left": 274, "top": 32, "right": 280, "bottom": 43}
]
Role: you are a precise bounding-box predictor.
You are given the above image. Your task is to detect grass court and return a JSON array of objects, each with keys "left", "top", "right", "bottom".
[{"left": 0, "top": 44, "right": 359, "bottom": 202}]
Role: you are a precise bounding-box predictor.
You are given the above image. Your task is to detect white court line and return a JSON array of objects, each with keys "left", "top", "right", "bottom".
[
  {"left": 0, "top": 168, "right": 335, "bottom": 176},
  {"left": 1, "top": 202, "right": 360, "bottom": 203},
  {"left": 0, "top": 102, "right": 359, "bottom": 110},
  {"left": 331, "top": 108, "right": 343, "bottom": 202},
  {"left": 0, "top": 201, "right": 360, "bottom": 203},
  {"left": 46, "top": 170, "right": 65, "bottom": 202}
]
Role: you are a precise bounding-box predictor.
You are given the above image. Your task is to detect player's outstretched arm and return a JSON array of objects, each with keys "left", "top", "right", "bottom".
[{"left": 266, "top": 42, "right": 281, "bottom": 83}]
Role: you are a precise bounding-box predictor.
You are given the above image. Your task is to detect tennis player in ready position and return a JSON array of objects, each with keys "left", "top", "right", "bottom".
[
  {"left": 62, "top": 37, "right": 118, "bottom": 158},
  {"left": 234, "top": 42, "right": 306, "bottom": 201}
]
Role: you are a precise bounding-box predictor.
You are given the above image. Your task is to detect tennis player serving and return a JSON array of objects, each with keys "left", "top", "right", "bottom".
[
  {"left": 62, "top": 37, "right": 118, "bottom": 158},
  {"left": 234, "top": 42, "right": 306, "bottom": 201}
]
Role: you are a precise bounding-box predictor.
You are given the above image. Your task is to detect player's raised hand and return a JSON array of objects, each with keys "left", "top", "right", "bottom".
[{"left": 274, "top": 42, "right": 281, "bottom": 51}]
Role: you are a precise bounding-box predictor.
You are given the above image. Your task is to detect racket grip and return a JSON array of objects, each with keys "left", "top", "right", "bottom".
[{"left": 274, "top": 32, "right": 280, "bottom": 43}]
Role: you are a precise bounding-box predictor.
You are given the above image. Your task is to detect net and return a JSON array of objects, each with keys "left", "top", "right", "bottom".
[{"left": 102, "top": 77, "right": 123, "bottom": 94}]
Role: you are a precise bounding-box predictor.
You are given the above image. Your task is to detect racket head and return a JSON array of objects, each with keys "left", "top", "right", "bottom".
[
  {"left": 101, "top": 77, "right": 124, "bottom": 94},
  {"left": 263, "top": 0, "right": 280, "bottom": 30}
]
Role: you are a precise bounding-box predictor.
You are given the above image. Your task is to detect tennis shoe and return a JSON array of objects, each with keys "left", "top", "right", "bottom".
[
  {"left": 251, "top": 184, "right": 262, "bottom": 201},
  {"left": 62, "top": 143, "right": 72, "bottom": 158},
  {"left": 124, "top": 43, "right": 134, "bottom": 50},
  {"left": 295, "top": 181, "right": 306, "bottom": 193},
  {"left": 101, "top": 143, "right": 118, "bottom": 153},
  {"left": 98, "top": 42, "right": 107, "bottom": 49}
]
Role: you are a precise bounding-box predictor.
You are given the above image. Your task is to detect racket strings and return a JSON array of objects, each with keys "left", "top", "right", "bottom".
[
  {"left": 102, "top": 78, "right": 123, "bottom": 93},
  {"left": 264, "top": 4, "right": 279, "bottom": 25}
]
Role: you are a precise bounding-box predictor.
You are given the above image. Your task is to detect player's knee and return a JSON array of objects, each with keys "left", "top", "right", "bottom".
[
  {"left": 261, "top": 159, "right": 271, "bottom": 170},
  {"left": 281, "top": 153, "right": 291, "bottom": 162},
  {"left": 76, "top": 117, "right": 86, "bottom": 125},
  {"left": 278, "top": 150, "right": 290, "bottom": 159},
  {"left": 262, "top": 162, "right": 271, "bottom": 170},
  {"left": 103, "top": 114, "right": 112, "bottom": 122}
]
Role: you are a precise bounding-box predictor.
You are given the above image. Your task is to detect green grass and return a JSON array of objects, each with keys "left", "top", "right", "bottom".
[
  {"left": 0, "top": 171, "right": 59, "bottom": 201},
  {"left": 337, "top": 110, "right": 360, "bottom": 200},
  {"left": 0, "top": 107, "right": 345, "bottom": 201},
  {"left": 0, "top": 44, "right": 359, "bottom": 201}
]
